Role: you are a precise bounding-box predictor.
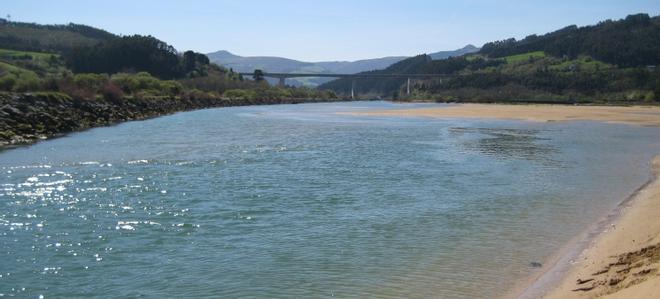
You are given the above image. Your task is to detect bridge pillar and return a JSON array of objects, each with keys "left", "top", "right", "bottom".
[
  {"left": 406, "top": 78, "right": 411, "bottom": 95},
  {"left": 278, "top": 77, "right": 286, "bottom": 87},
  {"left": 351, "top": 79, "right": 356, "bottom": 99}
]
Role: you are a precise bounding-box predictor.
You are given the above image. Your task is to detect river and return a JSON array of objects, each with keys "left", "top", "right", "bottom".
[{"left": 2, "top": 101, "right": 660, "bottom": 298}]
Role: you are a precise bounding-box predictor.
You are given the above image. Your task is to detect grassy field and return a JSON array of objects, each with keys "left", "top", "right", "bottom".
[
  {"left": 0, "top": 25, "right": 101, "bottom": 51},
  {"left": 0, "top": 61, "right": 39, "bottom": 76},
  {"left": 502, "top": 51, "right": 546, "bottom": 63},
  {"left": 485, "top": 51, "right": 616, "bottom": 76},
  {"left": 0, "top": 48, "right": 57, "bottom": 59},
  {"left": 465, "top": 54, "right": 485, "bottom": 61},
  {"left": 0, "top": 48, "right": 58, "bottom": 91},
  {"left": 0, "top": 48, "right": 65, "bottom": 77},
  {"left": 548, "top": 56, "right": 613, "bottom": 72}
]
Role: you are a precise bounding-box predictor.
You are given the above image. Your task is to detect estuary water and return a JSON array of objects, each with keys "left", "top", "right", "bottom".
[{"left": 2, "top": 101, "right": 660, "bottom": 298}]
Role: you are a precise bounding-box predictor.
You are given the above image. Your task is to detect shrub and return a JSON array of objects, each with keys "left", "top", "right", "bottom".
[
  {"left": 111, "top": 72, "right": 149, "bottom": 93},
  {"left": 0, "top": 74, "right": 17, "bottom": 91},
  {"left": 255, "top": 87, "right": 292, "bottom": 99},
  {"left": 110, "top": 72, "right": 182, "bottom": 96},
  {"left": 181, "top": 88, "right": 213, "bottom": 100},
  {"left": 73, "top": 73, "right": 108, "bottom": 90},
  {"left": 180, "top": 74, "right": 230, "bottom": 93},
  {"left": 101, "top": 82, "right": 123, "bottom": 103},
  {"left": 13, "top": 73, "right": 41, "bottom": 92},
  {"left": 57, "top": 78, "right": 95, "bottom": 100},
  {"left": 41, "top": 75, "right": 60, "bottom": 91},
  {"left": 161, "top": 80, "right": 183, "bottom": 95},
  {"left": 223, "top": 89, "right": 257, "bottom": 99}
]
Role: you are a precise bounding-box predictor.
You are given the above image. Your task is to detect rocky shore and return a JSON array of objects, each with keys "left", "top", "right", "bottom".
[{"left": 0, "top": 92, "right": 341, "bottom": 149}]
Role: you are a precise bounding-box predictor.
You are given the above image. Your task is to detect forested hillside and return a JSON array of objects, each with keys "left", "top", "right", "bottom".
[
  {"left": 0, "top": 19, "right": 334, "bottom": 100},
  {"left": 480, "top": 14, "right": 659, "bottom": 67},
  {"left": 0, "top": 18, "right": 115, "bottom": 53},
  {"left": 321, "top": 55, "right": 433, "bottom": 96},
  {"left": 65, "top": 35, "right": 211, "bottom": 79},
  {"left": 320, "top": 14, "right": 660, "bottom": 103}
]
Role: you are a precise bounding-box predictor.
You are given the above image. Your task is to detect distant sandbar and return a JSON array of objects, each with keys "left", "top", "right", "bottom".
[{"left": 348, "top": 103, "right": 660, "bottom": 127}]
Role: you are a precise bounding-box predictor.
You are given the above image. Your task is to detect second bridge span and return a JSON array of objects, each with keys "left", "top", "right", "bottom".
[{"left": 238, "top": 71, "right": 452, "bottom": 98}]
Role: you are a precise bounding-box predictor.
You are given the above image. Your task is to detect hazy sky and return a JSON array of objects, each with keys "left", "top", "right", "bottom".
[{"left": 3, "top": 0, "right": 659, "bottom": 61}]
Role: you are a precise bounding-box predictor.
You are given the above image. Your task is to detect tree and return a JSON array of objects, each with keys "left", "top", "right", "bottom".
[
  {"left": 181, "top": 50, "right": 210, "bottom": 76},
  {"left": 182, "top": 51, "right": 197, "bottom": 73},
  {"left": 66, "top": 35, "right": 185, "bottom": 79},
  {"left": 253, "top": 69, "right": 264, "bottom": 82}
]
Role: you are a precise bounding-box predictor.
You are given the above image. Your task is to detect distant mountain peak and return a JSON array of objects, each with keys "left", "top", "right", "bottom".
[
  {"left": 207, "top": 50, "right": 241, "bottom": 60},
  {"left": 205, "top": 51, "right": 411, "bottom": 87},
  {"left": 429, "top": 44, "right": 480, "bottom": 60},
  {"left": 206, "top": 45, "right": 479, "bottom": 86}
]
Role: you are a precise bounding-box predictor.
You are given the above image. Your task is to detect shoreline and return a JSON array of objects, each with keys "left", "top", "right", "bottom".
[
  {"left": 512, "top": 155, "right": 660, "bottom": 298},
  {"left": 348, "top": 103, "right": 660, "bottom": 127},
  {"left": 543, "top": 155, "right": 660, "bottom": 298},
  {"left": 350, "top": 103, "right": 660, "bottom": 298},
  {"left": 0, "top": 92, "right": 347, "bottom": 151}
]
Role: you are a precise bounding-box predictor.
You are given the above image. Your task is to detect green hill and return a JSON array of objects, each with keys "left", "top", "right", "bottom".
[
  {"left": 0, "top": 18, "right": 334, "bottom": 103},
  {"left": 320, "top": 13, "right": 660, "bottom": 103},
  {"left": 0, "top": 48, "right": 68, "bottom": 91},
  {"left": 0, "top": 18, "right": 115, "bottom": 53},
  {"left": 480, "top": 13, "right": 660, "bottom": 67}
]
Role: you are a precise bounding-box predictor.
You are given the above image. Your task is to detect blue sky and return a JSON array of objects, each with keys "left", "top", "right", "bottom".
[{"left": 3, "top": 0, "right": 659, "bottom": 61}]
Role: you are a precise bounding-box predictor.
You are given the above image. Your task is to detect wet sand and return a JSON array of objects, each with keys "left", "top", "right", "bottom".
[
  {"left": 539, "top": 155, "right": 660, "bottom": 298},
  {"left": 350, "top": 103, "right": 660, "bottom": 127},
  {"left": 351, "top": 103, "right": 660, "bottom": 298}
]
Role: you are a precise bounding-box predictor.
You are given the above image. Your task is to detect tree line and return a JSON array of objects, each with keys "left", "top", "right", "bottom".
[
  {"left": 480, "top": 14, "right": 660, "bottom": 67},
  {"left": 320, "top": 13, "right": 660, "bottom": 102},
  {"left": 0, "top": 18, "right": 115, "bottom": 53},
  {"left": 64, "top": 35, "right": 210, "bottom": 79}
]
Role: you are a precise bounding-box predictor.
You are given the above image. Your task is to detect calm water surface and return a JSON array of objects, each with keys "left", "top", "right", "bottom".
[{"left": 2, "top": 101, "right": 660, "bottom": 298}]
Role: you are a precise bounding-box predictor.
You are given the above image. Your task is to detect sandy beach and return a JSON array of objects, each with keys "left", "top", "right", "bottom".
[
  {"left": 350, "top": 103, "right": 660, "bottom": 127},
  {"left": 540, "top": 156, "right": 660, "bottom": 299},
  {"left": 352, "top": 103, "right": 660, "bottom": 298}
]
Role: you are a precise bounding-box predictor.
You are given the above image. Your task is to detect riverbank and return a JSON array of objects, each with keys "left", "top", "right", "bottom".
[
  {"left": 535, "top": 155, "right": 660, "bottom": 298},
  {"left": 352, "top": 103, "right": 660, "bottom": 298},
  {"left": 349, "top": 103, "right": 660, "bottom": 126},
  {"left": 0, "top": 92, "right": 343, "bottom": 149}
]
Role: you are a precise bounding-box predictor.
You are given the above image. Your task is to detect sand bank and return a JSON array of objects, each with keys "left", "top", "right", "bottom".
[{"left": 350, "top": 104, "right": 660, "bottom": 126}]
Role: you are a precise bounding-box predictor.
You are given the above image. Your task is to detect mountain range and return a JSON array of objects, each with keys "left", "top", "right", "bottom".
[{"left": 206, "top": 45, "right": 479, "bottom": 86}]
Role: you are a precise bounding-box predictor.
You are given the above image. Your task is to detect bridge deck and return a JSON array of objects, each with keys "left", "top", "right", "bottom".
[
  {"left": 237, "top": 72, "right": 450, "bottom": 79},
  {"left": 237, "top": 71, "right": 451, "bottom": 98}
]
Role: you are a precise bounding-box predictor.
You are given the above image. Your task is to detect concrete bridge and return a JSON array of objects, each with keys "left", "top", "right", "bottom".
[{"left": 238, "top": 71, "right": 451, "bottom": 99}]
